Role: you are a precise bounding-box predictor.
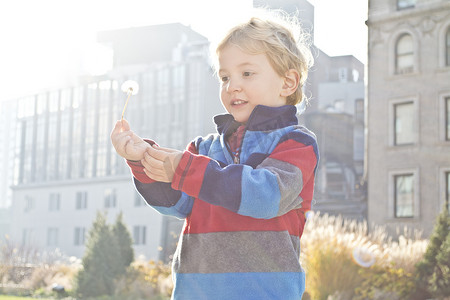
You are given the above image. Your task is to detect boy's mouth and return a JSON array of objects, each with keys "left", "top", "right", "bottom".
[{"left": 231, "top": 99, "right": 248, "bottom": 106}]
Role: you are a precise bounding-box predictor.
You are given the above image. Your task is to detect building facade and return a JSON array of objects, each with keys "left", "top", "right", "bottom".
[
  {"left": 9, "top": 23, "right": 223, "bottom": 260},
  {"left": 0, "top": 100, "right": 17, "bottom": 209},
  {"left": 367, "top": 0, "right": 450, "bottom": 236},
  {"left": 302, "top": 52, "right": 366, "bottom": 220}
]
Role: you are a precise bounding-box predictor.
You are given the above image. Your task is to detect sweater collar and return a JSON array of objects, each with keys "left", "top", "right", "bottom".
[{"left": 213, "top": 105, "right": 298, "bottom": 135}]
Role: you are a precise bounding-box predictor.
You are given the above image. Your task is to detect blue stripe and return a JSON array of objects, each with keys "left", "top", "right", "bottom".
[
  {"left": 197, "top": 136, "right": 213, "bottom": 154},
  {"left": 240, "top": 127, "right": 292, "bottom": 164},
  {"left": 173, "top": 272, "right": 305, "bottom": 300},
  {"left": 134, "top": 179, "right": 181, "bottom": 207},
  {"left": 238, "top": 167, "right": 280, "bottom": 219},
  {"left": 149, "top": 193, "right": 194, "bottom": 219},
  {"left": 208, "top": 138, "right": 229, "bottom": 164},
  {"left": 198, "top": 162, "right": 243, "bottom": 212},
  {"left": 245, "top": 152, "right": 269, "bottom": 168},
  {"left": 279, "top": 129, "right": 316, "bottom": 147}
]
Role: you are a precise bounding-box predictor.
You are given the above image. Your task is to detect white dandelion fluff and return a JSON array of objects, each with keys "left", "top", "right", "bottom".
[
  {"left": 121, "top": 80, "right": 139, "bottom": 95},
  {"left": 120, "top": 80, "right": 139, "bottom": 120}
]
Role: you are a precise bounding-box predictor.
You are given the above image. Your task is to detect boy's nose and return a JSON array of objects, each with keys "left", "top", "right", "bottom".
[{"left": 226, "top": 79, "right": 242, "bottom": 93}]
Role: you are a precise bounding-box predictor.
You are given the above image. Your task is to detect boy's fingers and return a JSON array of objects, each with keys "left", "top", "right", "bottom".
[
  {"left": 111, "top": 129, "right": 131, "bottom": 146},
  {"left": 125, "top": 138, "right": 136, "bottom": 154},
  {"left": 154, "top": 146, "right": 178, "bottom": 153},
  {"left": 121, "top": 119, "right": 131, "bottom": 131},
  {"left": 143, "top": 152, "right": 164, "bottom": 169},
  {"left": 111, "top": 120, "right": 122, "bottom": 137},
  {"left": 114, "top": 136, "right": 131, "bottom": 155},
  {"left": 143, "top": 167, "right": 167, "bottom": 182},
  {"left": 146, "top": 145, "right": 168, "bottom": 161}
]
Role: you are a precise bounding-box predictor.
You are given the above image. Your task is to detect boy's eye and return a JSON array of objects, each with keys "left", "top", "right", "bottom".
[
  {"left": 220, "top": 76, "right": 229, "bottom": 83},
  {"left": 243, "top": 72, "right": 252, "bottom": 77}
]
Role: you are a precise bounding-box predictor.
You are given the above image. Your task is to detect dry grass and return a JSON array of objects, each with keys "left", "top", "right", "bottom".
[{"left": 300, "top": 212, "right": 428, "bottom": 300}]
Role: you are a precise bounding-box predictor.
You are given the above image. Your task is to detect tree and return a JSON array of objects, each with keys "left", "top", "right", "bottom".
[
  {"left": 415, "top": 205, "right": 450, "bottom": 298},
  {"left": 75, "top": 211, "right": 134, "bottom": 299},
  {"left": 112, "top": 212, "right": 135, "bottom": 274},
  {"left": 429, "top": 232, "right": 450, "bottom": 298}
]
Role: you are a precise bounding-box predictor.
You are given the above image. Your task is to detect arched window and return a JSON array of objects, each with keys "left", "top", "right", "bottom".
[
  {"left": 396, "top": 34, "right": 414, "bottom": 74},
  {"left": 446, "top": 27, "right": 450, "bottom": 66}
]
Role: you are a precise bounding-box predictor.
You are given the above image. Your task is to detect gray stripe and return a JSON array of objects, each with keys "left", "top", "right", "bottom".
[
  {"left": 291, "top": 235, "right": 301, "bottom": 257},
  {"left": 173, "top": 231, "right": 302, "bottom": 274},
  {"left": 257, "top": 157, "right": 304, "bottom": 216}
]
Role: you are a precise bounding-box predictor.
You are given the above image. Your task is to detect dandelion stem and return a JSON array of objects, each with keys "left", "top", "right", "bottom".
[{"left": 121, "top": 89, "right": 133, "bottom": 121}]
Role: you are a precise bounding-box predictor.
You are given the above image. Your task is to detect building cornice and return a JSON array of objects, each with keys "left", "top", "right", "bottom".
[
  {"left": 11, "top": 175, "right": 131, "bottom": 190},
  {"left": 367, "top": 2, "right": 450, "bottom": 26}
]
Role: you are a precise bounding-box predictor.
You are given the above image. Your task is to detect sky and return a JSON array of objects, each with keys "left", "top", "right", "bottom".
[{"left": 0, "top": 0, "right": 368, "bottom": 102}]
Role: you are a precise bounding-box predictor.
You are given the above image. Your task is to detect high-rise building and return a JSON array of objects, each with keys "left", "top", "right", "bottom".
[
  {"left": 9, "top": 23, "right": 223, "bottom": 260},
  {"left": 367, "top": 0, "right": 450, "bottom": 236}
]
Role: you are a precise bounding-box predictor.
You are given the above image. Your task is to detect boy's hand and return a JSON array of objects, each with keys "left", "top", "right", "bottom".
[
  {"left": 142, "top": 146, "right": 183, "bottom": 183},
  {"left": 110, "top": 119, "right": 151, "bottom": 161}
]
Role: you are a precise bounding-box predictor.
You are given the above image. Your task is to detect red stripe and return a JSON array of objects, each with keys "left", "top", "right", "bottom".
[
  {"left": 184, "top": 199, "right": 305, "bottom": 237},
  {"left": 127, "top": 160, "right": 155, "bottom": 184},
  {"left": 270, "top": 140, "right": 317, "bottom": 181},
  {"left": 172, "top": 151, "right": 210, "bottom": 198},
  {"left": 186, "top": 141, "right": 199, "bottom": 154}
]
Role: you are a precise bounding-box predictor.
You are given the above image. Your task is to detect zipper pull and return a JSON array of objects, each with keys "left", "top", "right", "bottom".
[{"left": 234, "top": 155, "right": 240, "bottom": 164}]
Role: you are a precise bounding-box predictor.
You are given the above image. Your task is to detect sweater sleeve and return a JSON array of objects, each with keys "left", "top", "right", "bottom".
[
  {"left": 171, "top": 130, "right": 318, "bottom": 219},
  {"left": 128, "top": 139, "right": 195, "bottom": 219}
]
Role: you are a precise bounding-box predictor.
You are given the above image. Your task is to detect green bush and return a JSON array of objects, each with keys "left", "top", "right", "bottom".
[
  {"left": 415, "top": 205, "right": 450, "bottom": 298},
  {"left": 74, "top": 211, "right": 134, "bottom": 299},
  {"left": 113, "top": 260, "right": 172, "bottom": 300},
  {"left": 429, "top": 216, "right": 450, "bottom": 297},
  {"left": 354, "top": 264, "right": 416, "bottom": 300}
]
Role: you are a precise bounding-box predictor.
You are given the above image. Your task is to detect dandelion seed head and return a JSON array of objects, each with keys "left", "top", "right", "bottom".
[{"left": 121, "top": 80, "right": 139, "bottom": 95}]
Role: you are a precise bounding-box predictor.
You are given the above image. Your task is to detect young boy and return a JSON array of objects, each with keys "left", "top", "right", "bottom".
[{"left": 111, "top": 12, "right": 319, "bottom": 300}]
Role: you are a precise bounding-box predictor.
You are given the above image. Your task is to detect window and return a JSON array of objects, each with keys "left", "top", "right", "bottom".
[
  {"left": 133, "top": 226, "right": 147, "bottom": 245},
  {"left": 397, "top": 0, "right": 415, "bottom": 10},
  {"left": 446, "top": 172, "right": 450, "bottom": 212},
  {"left": 47, "top": 228, "right": 59, "bottom": 246},
  {"left": 396, "top": 34, "right": 414, "bottom": 74},
  {"left": 49, "top": 193, "right": 61, "bottom": 211},
  {"left": 446, "top": 27, "right": 450, "bottom": 66},
  {"left": 446, "top": 97, "right": 450, "bottom": 141},
  {"left": 22, "top": 228, "right": 34, "bottom": 245},
  {"left": 394, "top": 174, "right": 414, "bottom": 218},
  {"left": 394, "top": 102, "right": 414, "bottom": 145},
  {"left": 355, "top": 99, "right": 364, "bottom": 122},
  {"left": 74, "top": 227, "right": 86, "bottom": 246},
  {"left": 104, "top": 188, "right": 117, "bottom": 208},
  {"left": 76, "top": 191, "right": 88, "bottom": 210},
  {"left": 24, "top": 196, "right": 34, "bottom": 213},
  {"left": 338, "top": 68, "right": 348, "bottom": 83}
]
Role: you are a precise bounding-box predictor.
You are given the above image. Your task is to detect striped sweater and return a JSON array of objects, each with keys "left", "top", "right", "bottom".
[{"left": 128, "top": 105, "right": 319, "bottom": 300}]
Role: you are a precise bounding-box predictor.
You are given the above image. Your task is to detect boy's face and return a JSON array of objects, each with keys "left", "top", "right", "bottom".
[{"left": 218, "top": 44, "right": 287, "bottom": 123}]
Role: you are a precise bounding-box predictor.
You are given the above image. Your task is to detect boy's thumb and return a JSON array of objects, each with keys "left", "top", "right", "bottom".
[{"left": 121, "top": 119, "right": 131, "bottom": 131}]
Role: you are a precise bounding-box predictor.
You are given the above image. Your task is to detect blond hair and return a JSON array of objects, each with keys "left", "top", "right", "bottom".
[{"left": 214, "top": 11, "right": 314, "bottom": 105}]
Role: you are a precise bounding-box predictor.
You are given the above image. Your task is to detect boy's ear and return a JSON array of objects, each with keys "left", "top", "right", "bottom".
[{"left": 281, "top": 69, "right": 300, "bottom": 97}]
